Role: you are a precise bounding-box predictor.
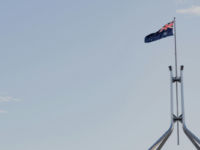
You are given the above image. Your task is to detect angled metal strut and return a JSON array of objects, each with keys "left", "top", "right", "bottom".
[{"left": 148, "top": 66, "right": 200, "bottom": 150}]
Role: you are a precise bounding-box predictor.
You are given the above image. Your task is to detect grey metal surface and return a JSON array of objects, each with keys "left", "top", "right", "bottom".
[
  {"left": 156, "top": 130, "right": 173, "bottom": 150},
  {"left": 180, "top": 66, "right": 200, "bottom": 149},
  {"left": 184, "top": 130, "right": 200, "bottom": 149},
  {"left": 148, "top": 65, "right": 200, "bottom": 149},
  {"left": 148, "top": 67, "right": 174, "bottom": 150},
  {"left": 173, "top": 17, "right": 179, "bottom": 145}
]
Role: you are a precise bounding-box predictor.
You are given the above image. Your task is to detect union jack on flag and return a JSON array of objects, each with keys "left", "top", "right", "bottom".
[{"left": 145, "top": 21, "right": 174, "bottom": 43}]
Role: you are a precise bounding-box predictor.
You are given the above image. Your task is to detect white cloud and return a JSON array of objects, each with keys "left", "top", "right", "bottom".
[
  {"left": 13, "top": 98, "right": 22, "bottom": 101},
  {"left": 0, "top": 93, "right": 22, "bottom": 114},
  {"left": 175, "top": 0, "right": 187, "bottom": 5},
  {"left": 176, "top": 6, "right": 200, "bottom": 16},
  {"left": 0, "top": 96, "right": 12, "bottom": 102},
  {"left": 0, "top": 92, "right": 22, "bottom": 103},
  {"left": 0, "top": 96, "right": 22, "bottom": 102},
  {"left": 0, "top": 110, "right": 7, "bottom": 113}
]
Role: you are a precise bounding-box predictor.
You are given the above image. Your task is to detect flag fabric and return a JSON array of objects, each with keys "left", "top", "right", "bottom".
[{"left": 145, "top": 21, "right": 174, "bottom": 43}]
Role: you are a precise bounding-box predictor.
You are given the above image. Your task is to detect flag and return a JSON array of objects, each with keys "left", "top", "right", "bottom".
[{"left": 145, "top": 21, "right": 174, "bottom": 43}]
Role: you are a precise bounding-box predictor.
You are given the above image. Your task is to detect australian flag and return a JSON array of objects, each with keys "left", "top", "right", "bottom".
[{"left": 145, "top": 21, "right": 174, "bottom": 43}]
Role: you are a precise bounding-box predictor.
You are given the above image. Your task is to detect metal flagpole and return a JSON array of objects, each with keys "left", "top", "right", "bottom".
[
  {"left": 147, "top": 19, "right": 200, "bottom": 150},
  {"left": 174, "top": 17, "right": 179, "bottom": 145}
]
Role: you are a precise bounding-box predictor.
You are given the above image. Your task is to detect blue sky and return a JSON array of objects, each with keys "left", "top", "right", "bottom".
[{"left": 1, "top": 0, "right": 200, "bottom": 149}]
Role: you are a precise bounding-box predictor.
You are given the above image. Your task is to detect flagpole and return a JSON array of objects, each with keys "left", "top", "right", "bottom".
[{"left": 174, "top": 17, "right": 179, "bottom": 145}]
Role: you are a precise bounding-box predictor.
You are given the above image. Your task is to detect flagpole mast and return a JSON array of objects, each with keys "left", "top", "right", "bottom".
[{"left": 174, "top": 17, "right": 179, "bottom": 145}]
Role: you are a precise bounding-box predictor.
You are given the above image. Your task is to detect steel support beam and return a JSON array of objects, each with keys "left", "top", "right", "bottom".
[
  {"left": 148, "top": 66, "right": 174, "bottom": 150},
  {"left": 148, "top": 66, "right": 200, "bottom": 149},
  {"left": 180, "top": 66, "right": 200, "bottom": 149}
]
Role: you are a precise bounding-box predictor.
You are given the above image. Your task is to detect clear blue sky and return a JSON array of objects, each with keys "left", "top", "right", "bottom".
[{"left": 1, "top": 0, "right": 200, "bottom": 149}]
